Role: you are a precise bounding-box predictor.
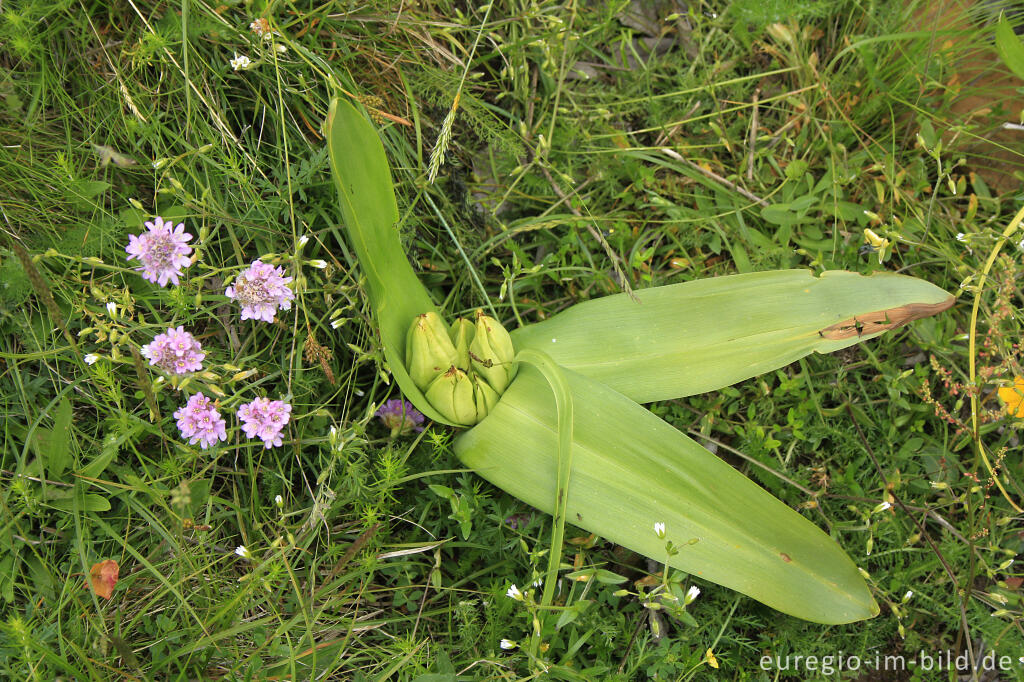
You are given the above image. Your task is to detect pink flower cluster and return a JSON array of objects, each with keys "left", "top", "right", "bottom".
[
  {"left": 174, "top": 393, "right": 227, "bottom": 450},
  {"left": 141, "top": 327, "right": 205, "bottom": 374},
  {"left": 238, "top": 397, "right": 292, "bottom": 449},
  {"left": 120, "top": 220, "right": 303, "bottom": 451},
  {"left": 125, "top": 217, "right": 193, "bottom": 286},
  {"left": 225, "top": 260, "right": 295, "bottom": 323}
]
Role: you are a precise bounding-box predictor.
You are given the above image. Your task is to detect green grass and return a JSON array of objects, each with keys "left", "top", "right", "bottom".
[{"left": 2, "top": 0, "right": 1024, "bottom": 679}]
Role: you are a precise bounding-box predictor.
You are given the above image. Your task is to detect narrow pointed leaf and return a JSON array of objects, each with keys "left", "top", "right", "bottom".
[
  {"left": 456, "top": 367, "right": 878, "bottom": 623},
  {"left": 511, "top": 269, "right": 954, "bottom": 403},
  {"left": 995, "top": 12, "right": 1024, "bottom": 81},
  {"left": 326, "top": 98, "right": 453, "bottom": 424}
]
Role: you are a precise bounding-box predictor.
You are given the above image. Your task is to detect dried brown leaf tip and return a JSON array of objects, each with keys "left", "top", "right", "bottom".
[
  {"left": 819, "top": 297, "right": 956, "bottom": 340},
  {"left": 87, "top": 559, "right": 119, "bottom": 599}
]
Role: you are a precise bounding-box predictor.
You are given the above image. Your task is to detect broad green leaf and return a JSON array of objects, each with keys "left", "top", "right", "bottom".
[
  {"left": 996, "top": 13, "right": 1024, "bottom": 81},
  {"left": 512, "top": 269, "right": 954, "bottom": 403},
  {"left": 456, "top": 367, "right": 878, "bottom": 624},
  {"left": 326, "top": 98, "right": 452, "bottom": 424}
]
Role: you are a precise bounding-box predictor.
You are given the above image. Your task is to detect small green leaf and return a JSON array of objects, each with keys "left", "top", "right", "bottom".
[
  {"left": 996, "top": 13, "right": 1024, "bottom": 81},
  {"left": 49, "top": 492, "right": 111, "bottom": 513},
  {"left": 428, "top": 484, "right": 454, "bottom": 499},
  {"left": 35, "top": 398, "right": 73, "bottom": 478},
  {"left": 556, "top": 599, "right": 591, "bottom": 629},
  {"left": 77, "top": 431, "right": 122, "bottom": 479}
]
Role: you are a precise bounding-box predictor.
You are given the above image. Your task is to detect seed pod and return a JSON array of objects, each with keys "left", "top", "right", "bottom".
[
  {"left": 449, "top": 317, "right": 475, "bottom": 371},
  {"left": 469, "top": 310, "right": 517, "bottom": 393},
  {"left": 425, "top": 366, "right": 477, "bottom": 426},
  {"left": 406, "top": 312, "right": 459, "bottom": 390}
]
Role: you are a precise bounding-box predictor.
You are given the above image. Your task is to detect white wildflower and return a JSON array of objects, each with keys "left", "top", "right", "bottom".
[
  {"left": 235, "top": 545, "right": 251, "bottom": 559},
  {"left": 685, "top": 585, "right": 701, "bottom": 605},
  {"left": 500, "top": 639, "right": 516, "bottom": 650},
  {"left": 654, "top": 522, "right": 666, "bottom": 539},
  {"left": 506, "top": 583, "right": 522, "bottom": 601},
  {"left": 230, "top": 54, "right": 252, "bottom": 71},
  {"left": 84, "top": 353, "right": 100, "bottom": 365}
]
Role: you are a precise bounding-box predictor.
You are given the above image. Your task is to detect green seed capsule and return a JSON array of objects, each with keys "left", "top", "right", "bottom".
[{"left": 406, "top": 312, "right": 459, "bottom": 390}]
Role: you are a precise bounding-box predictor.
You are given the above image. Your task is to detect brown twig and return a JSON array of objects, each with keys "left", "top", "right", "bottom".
[
  {"left": 660, "top": 148, "right": 769, "bottom": 207},
  {"left": 747, "top": 88, "right": 760, "bottom": 183}
]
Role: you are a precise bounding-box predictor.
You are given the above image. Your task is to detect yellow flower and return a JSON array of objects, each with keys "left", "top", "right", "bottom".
[
  {"left": 998, "top": 376, "right": 1024, "bottom": 419},
  {"left": 706, "top": 648, "right": 719, "bottom": 669}
]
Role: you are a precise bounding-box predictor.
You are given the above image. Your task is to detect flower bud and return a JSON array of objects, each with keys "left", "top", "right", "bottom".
[
  {"left": 473, "top": 374, "right": 500, "bottom": 421},
  {"left": 449, "top": 317, "right": 475, "bottom": 371},
  {"left": 406, "top": 312, "right": 459, "bottom": 390},
  {"left": 469, "top": 310, "right": 517, "bottom": 393},
  {"left": 425, "top": 366, "right": 477, "bottom": 426}
]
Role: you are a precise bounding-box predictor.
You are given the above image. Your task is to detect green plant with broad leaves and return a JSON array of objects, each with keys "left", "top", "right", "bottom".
[{"left": 325, "top": 98, "right": 954, "bottom": 627}]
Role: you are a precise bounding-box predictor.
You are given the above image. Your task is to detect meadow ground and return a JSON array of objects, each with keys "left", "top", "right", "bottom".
[{"left": 2, "top": 1, "right": 1024, "bottom": 680}]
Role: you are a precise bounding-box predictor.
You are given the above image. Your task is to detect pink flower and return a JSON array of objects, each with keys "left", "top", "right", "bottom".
[
  {"left": 125, "top": 216, "right": 193, "bottom": 286},
  {"left": 237, "top": 397, "right": 292, "bottom": 449},
  {"left": 174, "top": 393, "right": 227, "bottom": 449},
  {"left": 225, "top": 260, "right": 295, "bottom": 322},
  {"left": 141, "top": 327, "right": 205, "bottom": 374}
]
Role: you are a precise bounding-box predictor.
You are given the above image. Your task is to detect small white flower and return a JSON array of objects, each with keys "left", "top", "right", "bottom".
[
  {"left": 903, "top": 590, "right": 913, "bottom": 602},
  {"left": 330, "top": 318, "right": 344, "bottom": 329},
  {"left": 84, "top": 353, "right": 100, "bottom": 365},
  {"left": 500, "top": 639, "right": 516, "bottom": 650},
  {"left": 307, "top": 259, "right": 328, "bottom": 269},
  {"left": 1018, "top": 237, "right": 1024, "bottom": 252},
  {"left": 654, "top": 522, "right": 666, "bottom": 539},
  {"left": 235, "top": 545, "right": 251, "bottom": 559},
  {"left": 274, "top": 494, "right": 284, "bottom": 508},
  {"left": 955, "top": 233, "right": 967, "bottom": 242},
  {"left": 532, "top": 577, "right": 543, "bottom": 588},
  {"left": 685, "top": 585, "right": 701, "bottom": 604},
  {"left": 506, "top": 583, "right": 522, "bottom": 601},
  {"left": 297, "top": 234, "right": 309, "bottom": 248},
  {"left": 106, "top": 302, "right": 117, "bottom": 317},
  {"left": 230, "top": 54, "right": 252, "bottom": 71},
  {"left": 276, "top": 44, "right": 287, "bottom": 53},
  {"left": 872, "top": 501, "right": 892, "bottom": 513}
]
